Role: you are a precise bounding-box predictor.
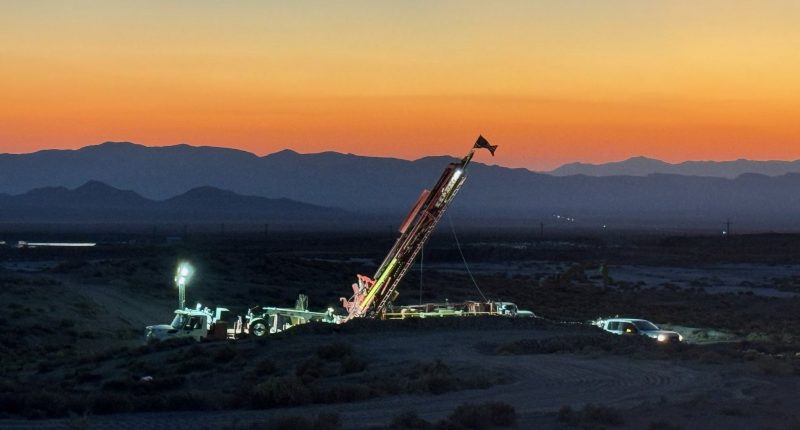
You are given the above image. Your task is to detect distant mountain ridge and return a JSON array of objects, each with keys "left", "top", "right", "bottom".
[
  {"left": 0, "top": 142, "right": 463, "bottom": 212},
  {"left": 3, "top": 142, "right": 800, "bottom": 229},
  {"left": 0, "top": 181, "right": 348, "bottom": 223},
  {"left": 548, "top": 156, "right": 800, "bottom": 178}
]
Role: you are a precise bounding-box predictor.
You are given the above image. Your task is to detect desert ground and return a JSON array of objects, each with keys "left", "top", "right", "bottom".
[{"left": 1, "top": 229, "right": 799, "bottom": 429}]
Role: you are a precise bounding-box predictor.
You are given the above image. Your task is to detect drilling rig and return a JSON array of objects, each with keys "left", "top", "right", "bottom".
[{"left": 339, "top": 136, "right": 497, "bottom": 321}]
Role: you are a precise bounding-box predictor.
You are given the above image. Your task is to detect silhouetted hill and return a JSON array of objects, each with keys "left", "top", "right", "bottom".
[
  {"left": 3, "top": 143, "right": 800, "bottom": 229},
  {"left": 0, "top": 182, "right": 348, "bottom": 223},
  {"left": 0, "top": 142, "right": 459, "bottom": 213},
  {"left": 549, "top": 156, "right": 800, "bottom": 178}
]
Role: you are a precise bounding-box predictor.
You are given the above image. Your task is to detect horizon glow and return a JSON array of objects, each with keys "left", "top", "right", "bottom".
[{"left": 2, "top": 1, "right": 800, "bottom": 170}]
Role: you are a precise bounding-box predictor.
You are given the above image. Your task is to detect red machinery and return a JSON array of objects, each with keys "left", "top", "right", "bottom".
[{"left": 340, "top": 136, "right": 497, "bottom": 320}]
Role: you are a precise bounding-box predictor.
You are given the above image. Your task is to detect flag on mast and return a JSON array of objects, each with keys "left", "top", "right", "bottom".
[{"left": 473, "top": 135, "right": 497, "bottom": 156}]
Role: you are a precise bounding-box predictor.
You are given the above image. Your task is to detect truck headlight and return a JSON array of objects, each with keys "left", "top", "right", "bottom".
[{"left": 657, "top": 334, "right": 667, "bottom": 342}]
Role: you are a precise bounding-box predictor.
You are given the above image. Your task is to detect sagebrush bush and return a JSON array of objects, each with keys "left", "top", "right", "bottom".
[
  {"left": 317, "top": 342, "right": 354, "bottom": 360},
  {"left": 252, "top": 358, "right": 277, "bottom": 375},
  {"left": 295, "top": 357, "right": 324, "bottom": 382},
  {"left": 339, "top": 355, "right": 368, "bottom": 375},
  {"left": 315, "top": 383, "right": 371, "bottom": 403},
  {"left": 558, "top": 404, "right": 624, "bottom": 427},
  {"left": 647, "top": 420, "right": 683, "bottom": 430},
  {"left": 442, "top": 401, "right": 516, "bottom": 429},
  {"left": 249, "top": 376, "right": 312, "bottom": 408},
  {"left": 90, "top": 392, "right": 133, "bottom": 415},
  {"left": 388, "top": 410, "right": 432, "bottom": 429},
  {"left": 269, "top": 412, "right": 341, "bottom": 430}
]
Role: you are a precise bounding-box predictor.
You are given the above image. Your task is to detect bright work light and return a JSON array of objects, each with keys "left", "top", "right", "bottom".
[{"left": 175, "top": 262, "right": 194, "bottom": 309}]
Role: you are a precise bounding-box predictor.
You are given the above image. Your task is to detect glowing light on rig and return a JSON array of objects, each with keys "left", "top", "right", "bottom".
[{"left": 174, "top": 262, "right": 194, "bottom": 310}]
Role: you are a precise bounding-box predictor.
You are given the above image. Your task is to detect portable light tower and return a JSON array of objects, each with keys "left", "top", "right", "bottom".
[{"left": 174, "top": 262, "right": 194, "bottom": 310}]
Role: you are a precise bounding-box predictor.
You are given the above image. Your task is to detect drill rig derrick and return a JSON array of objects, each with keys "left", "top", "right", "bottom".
[{"left": 340, "top": 136, "right": 497, "bottom": 321}]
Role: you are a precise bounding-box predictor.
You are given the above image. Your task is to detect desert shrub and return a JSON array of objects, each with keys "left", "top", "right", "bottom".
[
  {"left": 249, "top": 376, "right": 312, "bottom": 408},
  {"left": 315, "top": 383, "right": 371, "bottom": 403},
  {"left": 66, "top": 412, "right": 93, "bottom": 430},
  {"left": 101, "top": 378, "right": 130, "bottom": 392},
  {"left": 214, "top": 344, "right": 239, "bottom": 362},
  {"left": 443, "top": 401, "right": 516, "bottom": 429},
  {"left": 74, "top": 371, "right": 103, "bottom": 384},
  {"left": 252, "top": 358, "right": 278, "bottom": 375},
  {"left": 317, "top": 342, "right": 354, "bottom": 360},
  {"left": 91, "top": 392, "right": 133, "bottom": 415},
  {"left": 2, "top": 391, "right": 78, "bottom": 419},
  {"left": 131, "top": 393, "right": 167, "bottom": 412},
  {"left": 269, "top": 412, "right": 341, "bottom": 430},
  {"left": 0, "top": 392, "right": 25, "bottom": 416},
  {"left": 368, "top": 359, "right": 498, "bottom": 397},
  {"left": 163, "top": 391, "right": 214, "bottom": 411},
  {"left": 339, "top": 355, "right": 368, "bottom": 375},
  {"left": 647, "top": 420, "right": 682, "bottom": 430},
  {"left": 558, "top": 404, "right": 624, "bottom": 427},
  {"left": 136, "top": 336, "right": 195, "bottom": 354},
  {"left": 174, "top": 355, "right": 214, "bottom": 374},
  {"left": 720, "top": 406, "right": 746, "bottom": 416},
  {"left": 751, "top": 357, "right": 797, "bottom": 376},
  {"left": 36, "top": 360, "right": 57, "bottom": 373},
  {"left": 77, "top": 346, "right": 130, "bottom": 365},
  {"left": 387, "top": 410, "right": 433, "bottom": 430},
  {"left": 295, "top": 357, "right": 324, "bottom": 382},
  {"left": 460, "top": 373, "right": 496, "bottom": 390},
  {"left": 417, "top": 374, "right": 452, "bottom": 395},
  {"left": 409, "top": 360, "right": 452, "bottom": 395}
]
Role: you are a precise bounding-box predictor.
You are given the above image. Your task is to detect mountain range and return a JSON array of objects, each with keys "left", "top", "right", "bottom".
[
  {"left": 2, "top": 142, "right": 800, "bottom": 229},
  {"left": 0, "top": 181, "right": 347, "bottom": 223},
  {"left": 547, "top": 156, "right": 800, "bottom": 178}
]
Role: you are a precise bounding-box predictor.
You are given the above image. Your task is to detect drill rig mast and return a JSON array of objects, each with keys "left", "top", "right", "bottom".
[{"left": 340, "top": 136, "right": 497, "bottom": 320}]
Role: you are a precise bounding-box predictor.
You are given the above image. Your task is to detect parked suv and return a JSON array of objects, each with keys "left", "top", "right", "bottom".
[{"left": 595, "top": 318, "right": 683, "bottom": 343}]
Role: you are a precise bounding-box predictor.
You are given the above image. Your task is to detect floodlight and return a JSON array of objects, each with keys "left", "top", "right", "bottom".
[{"left": 174, "top": 262, "right": 194, "bottom": 310}]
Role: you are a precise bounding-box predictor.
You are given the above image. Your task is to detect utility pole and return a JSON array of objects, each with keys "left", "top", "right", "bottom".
[{"left": 725, "top": 218, "right": 732, "bottom": 237}]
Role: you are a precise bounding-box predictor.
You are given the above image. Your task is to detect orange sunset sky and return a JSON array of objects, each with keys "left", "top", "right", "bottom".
[{"left": 1, "top": 1, "right": 799, "bottom": 170}]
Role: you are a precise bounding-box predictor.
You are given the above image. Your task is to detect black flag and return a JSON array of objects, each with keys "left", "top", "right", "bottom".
[{"left": 473, "top": 135, "right": 497, "bottom": 156}]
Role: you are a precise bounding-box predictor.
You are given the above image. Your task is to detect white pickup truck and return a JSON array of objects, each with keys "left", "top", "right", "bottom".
[
  {"left": 595, "top": 318, "right": 683, "bottom": 343},
  {"left": 145, "top": 305, "right": 239, "bottom": 342}
]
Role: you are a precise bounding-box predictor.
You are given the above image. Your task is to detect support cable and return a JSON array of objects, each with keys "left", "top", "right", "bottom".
[
  {"left": 447, "top": 215, "right": 488, "bottom": 302},
  {"left": 419, "top": 246, "right": 424, "bottom": 305}
]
